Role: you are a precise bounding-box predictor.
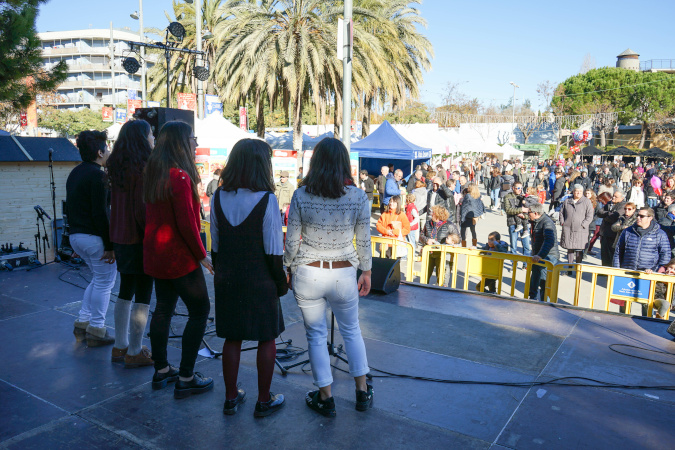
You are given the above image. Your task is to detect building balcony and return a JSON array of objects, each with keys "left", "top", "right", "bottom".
[
  {"left": 56, "top": 80, "right": 141, "bottom": 90},
  {"left": 42, "top": 46, "right": 113, "bottom": 56}
]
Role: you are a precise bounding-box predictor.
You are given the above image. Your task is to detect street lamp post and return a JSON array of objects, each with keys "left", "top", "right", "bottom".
[
  {"left": 509, "top": 81, "right": 519, "bottom": 127},
  {"left": 131, "top": 1, "right": 146, "bottom": 107},
  {"left": 342, "top": 0, "right": 352, "bottom": 151}
]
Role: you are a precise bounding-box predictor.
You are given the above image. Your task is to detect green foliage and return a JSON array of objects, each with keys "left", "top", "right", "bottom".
[
  {"left": 39, "top": 107, "right": 108, "bottom": 137},
  {"left": 0, "top": 0, "right": 67, "bottom": 113},
  {"left": 382, "top": 100, "right": 431, "bottom": 124}
]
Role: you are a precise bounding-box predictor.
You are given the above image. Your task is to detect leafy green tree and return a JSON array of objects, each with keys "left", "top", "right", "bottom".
[
  {"left": 629, "top": 73, "right": 675, "bottom": 148},
  {"left": 0, "top": 0, "right": 67, "bottom": 129},
  {"left": 39, "top": 107, "right": 108, "bottom": 137},
  {"left": 382, "top": 100, "right": 430, "bottom": 124}
]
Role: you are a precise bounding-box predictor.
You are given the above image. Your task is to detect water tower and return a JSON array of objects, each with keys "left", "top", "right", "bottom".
[{"left": 616, "top": 48, "right": 640, "bottom": 71}]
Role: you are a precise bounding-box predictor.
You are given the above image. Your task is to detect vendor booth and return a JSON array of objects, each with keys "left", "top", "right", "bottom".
[
  {"left": 602, "top": 146, "right": 639, "bottom": 165},
  {"left": 641, "top": 147, "right": 672, "bottom": 165},
  {"left": 351, "top": 121, "right": 432, "bottom": 178}
]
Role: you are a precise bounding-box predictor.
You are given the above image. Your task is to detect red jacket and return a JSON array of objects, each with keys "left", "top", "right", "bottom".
[
  {"left": 110, "top": 174, "right": 145, "bottom": 245},
  {"left": 144, "top": 168, "right": 206, "bottom": 279}
]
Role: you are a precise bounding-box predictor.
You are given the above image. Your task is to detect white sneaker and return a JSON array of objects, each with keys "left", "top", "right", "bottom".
[{"left": 514, "top": 225, "right": 523, "bottom": 233}]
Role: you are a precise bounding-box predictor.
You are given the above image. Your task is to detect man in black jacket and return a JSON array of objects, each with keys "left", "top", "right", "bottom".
[
  {"left": 578, "top": 170, "right": 592, "bottom": 191},
  {"left": 423, "top": 177, "right": 455, "bottom": 223},
  {"left": 359, "top": 170, "right": 375, "bottom": 212},
  {"left": 376, "top": 165, "right": 390, "bottom": 214},
  {"left": 407, "top": 170, "right": 423, "bottom": 193},
  {"left": 549, "top": 169, "right": 566, "bottom": 212},
  {"left": 597, "top": 190, "right": 626, "bottom": 267},
  {"left": 527, "top": 202, "right": 560, "bottom": 301}
]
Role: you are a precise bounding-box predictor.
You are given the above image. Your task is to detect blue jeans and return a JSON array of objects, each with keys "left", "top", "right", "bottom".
[
  {"left": 508, "top": 224, "right": 531, "bottom": 256},
  {"left": 490, "top": 189, "right": 501, "bottom": 209},
  {"left": 407, "top": 228, "right": 419, "bottom": 254},
  {"left": 293, "top": 265, "right": 370, "bottom": 387},
  {"left": 529, "top": 256, "right": 558, "bottom": 301},
  {"left": 648, "top": 197, "right": 659, "bottom": 208}
]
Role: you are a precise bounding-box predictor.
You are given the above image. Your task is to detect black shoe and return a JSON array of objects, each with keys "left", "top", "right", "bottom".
[
  {"left": 223, "top": 386, "right": 246, "bottom": 415},
  {"left": 254, "top": 392, "right": 285, "bottom": 418},
  {"left": 173, "top": 372, "right": 214, "bottom": 399},
  {"left": 355, "top": 384, "right": 374, "bottom": 411},
  {"left": 305, "top": 390, "right": 336, "bottom": 418},
  {"left": 152, "top": 366, "right": 179, "bottom": 390}
]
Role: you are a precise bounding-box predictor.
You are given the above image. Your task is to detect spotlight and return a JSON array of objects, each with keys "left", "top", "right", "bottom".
[
  {"left": 168, "top": 21, "right": 185, "bottom": 39},
  {"left": 122, "top": 57, "right": 141, "bottom": 74},
  {"left": 194, "top": 66, "right": 209, "bottom": 81}
]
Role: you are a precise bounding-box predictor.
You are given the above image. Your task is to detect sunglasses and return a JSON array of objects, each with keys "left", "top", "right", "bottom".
[
  {"left": 514, "top": 187, "right": 522, "bottom": 190},
  {"left": 637, "top": 214, "right": 651, "bottom": 219}
]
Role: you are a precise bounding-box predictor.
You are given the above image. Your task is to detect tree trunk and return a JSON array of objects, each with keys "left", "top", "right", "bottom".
[
  {"left": 292, "top": 94, "right": 303, "bottom": 156},
  {"left": 255, "top": 87, "right": 265, "bottom": 138},
  {"left": 362, "top": 94, "right": 372, "bottom": 138},
  {"left": 333, "top": 92, "right": 342, "bottom": 137},
  {"left": 639, "top": 122, "right": 648, "bottom": 149},
  {"left": 283, "top": 88, "right": 290, "bottom": 128}
]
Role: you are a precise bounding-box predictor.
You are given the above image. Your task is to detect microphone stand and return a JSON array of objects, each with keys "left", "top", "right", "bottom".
[{"left": 48, "top": 149, "right": 60, "bottom": 261}]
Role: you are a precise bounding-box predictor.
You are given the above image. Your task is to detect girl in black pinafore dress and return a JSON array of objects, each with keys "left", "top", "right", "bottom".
[{"left": 211, "top": 138, "right": 288, "bottom": 418}]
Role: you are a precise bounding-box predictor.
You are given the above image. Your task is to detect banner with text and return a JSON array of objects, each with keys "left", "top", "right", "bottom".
[
  {"left": 177, "top": 93, "right": 197, "bottom": 111},
  {"left": 102, "top": 107, "right": 113, "bottom": 122}
]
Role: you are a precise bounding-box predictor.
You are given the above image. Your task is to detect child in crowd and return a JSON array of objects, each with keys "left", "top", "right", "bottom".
[
  {"left": 652, "top": 258, "right": 675, "bottom": 320},
  {"left": 537, "top": 184, "right": 547, "bottom": 204},
  {"left": 443, "top": 233, "right": 461, "bottom": 286},
  {"left": 513, "top": 189, "right": 536, "bottom": 235},
  {"left": 475, "top": 231, "right": 509, "bottom": 293},
  {"left": 405, "top": 193, "right": 420, "bottom": 255}
]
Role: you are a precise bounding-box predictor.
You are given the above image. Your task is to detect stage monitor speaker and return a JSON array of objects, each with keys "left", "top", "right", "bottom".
[
  {"left": 133, "top": 107, "right": 195, "bottom": 138},
  {"left": 360, "top": 257, "right": 400, "bottom": 294}
]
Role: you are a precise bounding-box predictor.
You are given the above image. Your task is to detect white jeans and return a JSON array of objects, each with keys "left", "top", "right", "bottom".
[
  {"left": 293, "top": 265, "right": 369, "bottom": 387},
  {"left": 69, "top": 234, "right": 117, "bottom": 328}
]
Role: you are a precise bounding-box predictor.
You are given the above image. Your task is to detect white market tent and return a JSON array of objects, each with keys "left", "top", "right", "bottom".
[
  {"left": 477, "top": 142, "right": 524, "bottom": 160},
  {"left": 265, "top": 130, "right": 359, "bottom": 151},
  {"left": 195, "top": 114, "right": 261, "bottom": 149},
  {"left": 105, "top": 122, "right": 123, "bottom": 140}
]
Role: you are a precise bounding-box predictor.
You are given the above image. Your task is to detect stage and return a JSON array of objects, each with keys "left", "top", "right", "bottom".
[{"left": 1, "top": 263, "right": 674, "bottom": 449}]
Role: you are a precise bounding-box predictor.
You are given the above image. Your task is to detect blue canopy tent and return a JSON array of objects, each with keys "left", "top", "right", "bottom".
[{"left": 351, "top": 121, "right": 432, "bottom": 178}]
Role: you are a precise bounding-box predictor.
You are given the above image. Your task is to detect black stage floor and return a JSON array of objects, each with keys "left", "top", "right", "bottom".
[{"left": 1, "top": 263, "right": 674, "bottom": 449}]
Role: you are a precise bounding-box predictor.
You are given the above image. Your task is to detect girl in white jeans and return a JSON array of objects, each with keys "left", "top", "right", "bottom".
[{"left": 284, "top": 138, "right": 373, "bottom": 418}]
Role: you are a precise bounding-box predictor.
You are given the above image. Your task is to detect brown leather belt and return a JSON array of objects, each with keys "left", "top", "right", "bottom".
[{"left": 307, "top": 260, "right": 352, "bottom": 269}]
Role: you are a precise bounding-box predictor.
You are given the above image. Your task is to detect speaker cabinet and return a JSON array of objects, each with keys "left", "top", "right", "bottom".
[
  {"left": 133, "top": 107, "right": 195, "bottom": 138},
  {"left": 360, "top": 257, "right": 400, "bottom": 294}
]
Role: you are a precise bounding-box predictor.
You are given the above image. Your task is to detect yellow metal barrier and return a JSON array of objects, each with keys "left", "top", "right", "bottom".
[
  {"left": 550, "top": 263, "right": 673, "bottom": 319},
  {"left": 373, "top": 192, "right": 380, "bottom": 209},
  {"left": 200, "top": 220, "right": 212, "bottom": 252},
  {"left": 419, "top": 245, "right": 555, "bottom": 301},
  {"left": 370, "top": 236, "right": 414, "bottom": 281}
]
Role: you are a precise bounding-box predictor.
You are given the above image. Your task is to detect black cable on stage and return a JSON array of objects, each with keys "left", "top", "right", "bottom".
[{"left": 608, "top": 343, "right": 675, "bottom": 366}]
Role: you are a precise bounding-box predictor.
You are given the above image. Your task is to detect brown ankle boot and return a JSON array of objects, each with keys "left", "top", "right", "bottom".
[
  {"left": 112, "top": 347, "right": 128, "bottom": 362},
  {"left": 124, "top": 346, "right": 153, "bottom": 368},
  {"left": 461, "top": 240, "right": 467, "bottom": 247},
  {"left": 472, "top": 239, "right": 478, "bottom": 247}
]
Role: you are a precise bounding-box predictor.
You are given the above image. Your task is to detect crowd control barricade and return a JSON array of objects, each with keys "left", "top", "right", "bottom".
[
  {"left": 550, "top": 263, "right": 673, "bottom": 319},
  {"left": 373, "top": 193, "right": 381, "bottom": 209},
  {"left": 370, "top": 236, "right": 414, "bottom": 281},
  {"left": 200, "top": 220, "right": 211, "bottom": 252},
  {"left": 419, "top": 245, "right": 555, "bottom": 301}
]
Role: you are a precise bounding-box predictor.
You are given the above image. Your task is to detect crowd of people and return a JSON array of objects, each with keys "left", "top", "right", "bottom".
[
  {"left": 65, "top": 123, "right": 373, "bottom": 418},
  {"left": 366, "top": 155, "right": 675, "bottom": 324},
  {"left": 63, "top": 123, "right": 675, "bottom": 421}
]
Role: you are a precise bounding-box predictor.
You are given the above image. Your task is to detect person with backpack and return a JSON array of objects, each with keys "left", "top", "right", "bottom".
[
  {"left": 488, "top": 167, "right": 502, "bottom": 212},
  {"left": 498, "top": 170, "right": 515, "bottom": 216}
]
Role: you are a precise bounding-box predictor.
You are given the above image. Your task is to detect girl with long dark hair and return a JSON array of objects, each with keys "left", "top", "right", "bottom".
[
  {"left": 107, "top": 119, "right": 154, "bottom": 367},
  {"left": 143, "top": 121, "right": 214, "bottom": 399},
  {"left": 284, "top": 138, "right": 373, "bottom": 418},
  {"left": 210, "top": 139, "right": 287, "bottom": 417}
]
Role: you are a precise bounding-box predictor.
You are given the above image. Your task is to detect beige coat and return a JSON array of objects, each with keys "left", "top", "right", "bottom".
[{"left": 560, "top": 196, "right": 594, "bottom": 250}]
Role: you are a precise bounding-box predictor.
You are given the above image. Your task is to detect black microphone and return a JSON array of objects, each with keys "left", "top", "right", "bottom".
[
  {"left": 34, "top": 205, "right": 51, "bottom": 220},
  {"left": 49, "top": 148, "right": 53, "bottom": 161}
]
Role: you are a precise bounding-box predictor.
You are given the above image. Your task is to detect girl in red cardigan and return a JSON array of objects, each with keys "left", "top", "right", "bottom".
[{"left": 143, "top": 121, "right": 214, "bottom": 399}]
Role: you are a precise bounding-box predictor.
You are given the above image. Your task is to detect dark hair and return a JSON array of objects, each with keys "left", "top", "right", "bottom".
[
  {"left": 213, "top": 168, "right": 222, "bottom": 176},
  {"left": 76, "top": 130, "right": 107, "bottom": 162},
  {"left": 300, "top": 138, "right": 352, "bottom": 199},
  {"left": 143, "top": 121, "right": 199, "bottom": 204},
  {"left": 106, "top": 120, "right": 152, "bottom": 191},
  {"left": 360, "top": 169, "right": 368, "bottom": 176},
  {"left": 220, "top": 139, "right": 274, "bottom": 192},
  {"left": 488, "top": 231, "right": 501, "bottom": 241}
]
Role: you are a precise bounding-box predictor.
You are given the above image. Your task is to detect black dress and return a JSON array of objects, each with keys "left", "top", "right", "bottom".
[{"left": 213, "top": 190, "right": 286, "bottom": 341}]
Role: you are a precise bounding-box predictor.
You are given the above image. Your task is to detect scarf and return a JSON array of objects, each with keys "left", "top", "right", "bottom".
[{"left": 430, "top": 220, "right": 446, "bottom": 240}]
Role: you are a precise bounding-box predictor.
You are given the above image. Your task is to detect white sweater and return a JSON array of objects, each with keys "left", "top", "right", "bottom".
[{"left": 283, "top": 185, "right": 372, "bottom": 273}]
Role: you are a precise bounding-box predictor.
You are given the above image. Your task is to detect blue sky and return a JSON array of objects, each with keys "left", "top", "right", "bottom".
[{"left": 37, "top": 0, "right": 675, "bottom": 111}]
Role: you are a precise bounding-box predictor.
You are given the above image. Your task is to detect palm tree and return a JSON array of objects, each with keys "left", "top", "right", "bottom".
[
  {"left": 213, "top": 0, "right": 342, "bottom": 146},
  {"left": 146, "top": 0, "right": 223, "bottom": 104}
]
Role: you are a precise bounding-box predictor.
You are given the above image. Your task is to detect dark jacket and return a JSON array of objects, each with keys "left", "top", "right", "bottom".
[
  {"left": 499, "top": 174, "right": 515, "bottom": 198},
  {"left": 376, "top": 174, "right": 388, "bottom": 197},
  {"left": 578, "top": 175, "right": 592, "bottom": 191},
  {"left": 65, "top": 161, "right": 112, "bottom": 251},
  {"left": 551, "top": 176, "right": 566, "bottom": 204},
  {"left": 656, "top": 205, "right": 675, "bottom": 227},
  {"left": 424, "top": 185, "right": 455, "bottom": 223},
  {"left": 420, "top": 219, "right": 460, "bottom": 245},
  {"left": 488, "top": 174, "right": 502, "bottom": 191},
  {"left": 406, "top": 175, "right": 420, "bottom": 193},
  {"left": 613, "top": 222, "right": 671, "bottom": 271},
  {"left": 503, "top": 191, "right": 525, "bottom": 227},
  {"left": 598, "top": 201, "right": 626, "bottom": 240},
  {"left": 360, "top": 177, "right": 375, "bottom": 200},
  {"left": 531, "top": 213, "right": 560, "bottom": 261},
  {"left": 611, "top": 213, "right": 638, "bottom": 248},
  {"left": 459, "top": 194, "right": 485, "bottom": 224}
]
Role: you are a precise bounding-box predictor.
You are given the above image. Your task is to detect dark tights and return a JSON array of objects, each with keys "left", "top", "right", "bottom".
[
  {"left": 150, "top": 268, "right": 210, "bottom": 378},
  {"left": 222, "top": 339, "right": 277, "bottom": 402},
  {"left": 460, "top": 220, "right": 477, "bottom": 241},
  {"left": 118, "top": 273, "right": 153, "bottom": 304},
  {"left": 567, "top": 250, "right": 584, "bottom": 264}
]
